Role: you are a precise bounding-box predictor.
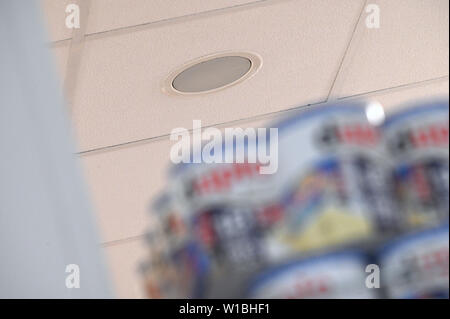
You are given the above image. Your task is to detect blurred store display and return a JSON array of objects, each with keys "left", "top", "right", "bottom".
[{"left": 141, "top": 99, "right": 449, "bottom": 299}]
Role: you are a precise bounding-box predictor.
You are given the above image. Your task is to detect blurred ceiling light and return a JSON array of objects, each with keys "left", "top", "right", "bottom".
[{"left": 365, "top": 101, "right": 386, "bottom": 126}]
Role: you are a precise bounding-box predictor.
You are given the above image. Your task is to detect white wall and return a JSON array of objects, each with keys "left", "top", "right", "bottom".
[{"left": 0, "top": 0, "right": 112, "bottom": 298}]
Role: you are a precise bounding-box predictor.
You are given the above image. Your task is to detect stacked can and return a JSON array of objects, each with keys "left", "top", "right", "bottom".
[
  {"left": 378, "top": 224, "right": 449, "bottom": 299},
  {"left": 145, "top": 134, "right": 282, "bottom": 297},
  {"left": 262, "top": 102, "right": 398, "bottom": 262},
  {"left": 140, "top": 192, "right": 195, "bottom": 298},
  {"left": 383, "top": 100, "right": 449, "bottom": 230},
  {"left": 246, "top": 250, "right": 375, "bottom": 299}
]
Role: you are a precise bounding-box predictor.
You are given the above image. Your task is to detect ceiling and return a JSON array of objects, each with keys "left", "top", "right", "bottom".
[{"left": 40, "top": 0, "right": 449, "bottom": 298}]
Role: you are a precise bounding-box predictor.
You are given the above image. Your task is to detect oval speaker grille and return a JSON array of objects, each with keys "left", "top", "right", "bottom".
[{"left": 172, "top": 56, "right": 252, "bottom": 93}]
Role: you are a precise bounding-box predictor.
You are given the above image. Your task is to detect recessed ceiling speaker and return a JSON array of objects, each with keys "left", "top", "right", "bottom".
[{"left": 162, "top": 52, "right": 262, "bottom": 95}]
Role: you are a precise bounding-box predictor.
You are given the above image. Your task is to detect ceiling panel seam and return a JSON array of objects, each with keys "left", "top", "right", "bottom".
[
  {"left": 64, "top": 0, "right": 91, "bottom": 112},
  {"left": 43, "top": 0, "right": 277, "bottom": 45},
  {"left": 327, "top": 0, "right": 369, "bottom": 101},
  {"left": 81, "top": 0, "right": 293, "bottom": 42},
  {"left": 338, "top": 75, "right": 449, "bottom": 101},
  {"left": 101, "top": 234, "right": 147, "bottom": 248}
]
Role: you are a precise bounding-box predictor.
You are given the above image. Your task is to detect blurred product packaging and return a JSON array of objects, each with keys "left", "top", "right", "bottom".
[
  {"left": 383, "top": 102, "right": 449, "bottom": 229},
  {"left": 247, "top": 250, "right": 375, "bottom": 299},
  {"left": 379, "top": 224, "right": 449, "bottom": 299},
  {"left": 141, "top": 99, "right": 449, "bottom": 299}
]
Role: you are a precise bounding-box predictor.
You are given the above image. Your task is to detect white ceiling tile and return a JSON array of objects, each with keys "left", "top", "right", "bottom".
[
  {"left": 81, "top": 138, "right": 170, "bottom": 243},
  {"left": 71, "top": 0, "right": 363, "bottom": 152},
  {"left": 103, "top": 239, "right": 148, "bottom": 298},
  {"left": 87, "top": 0, "right": 263, "bottom": 35},
  {"left": 40, "top": 0, "right": 74, "bottom": 42},
  {"left": 336, "top": 0, "right": 449, "bottom": 98}
]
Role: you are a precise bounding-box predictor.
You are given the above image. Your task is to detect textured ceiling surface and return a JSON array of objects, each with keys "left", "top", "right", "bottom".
[{"left": 40, "top": 0, "right": 449, "bottom": 298}]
